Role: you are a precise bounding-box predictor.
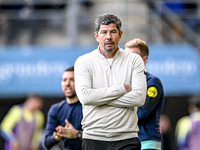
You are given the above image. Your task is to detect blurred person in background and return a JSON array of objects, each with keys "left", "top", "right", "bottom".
[
  {"left": 159, "top": 114, "right": 172, "bottom": 150},
  {"left": 0, "top": 94, "right": 44, "bottom": 150},
  {"left": 125, "top": 38, "right": 165, "bottom": 150},
  {"left": 44, "top": 66, "right": 83, "bottom": 150},
  {"left": 175, "top": 96, "right": 200, "bottom": 150}
]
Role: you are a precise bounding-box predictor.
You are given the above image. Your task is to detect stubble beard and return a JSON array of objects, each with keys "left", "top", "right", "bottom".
[
  {"left": 103, "top": 43, "right": 116, "bottom": 54},
  {"left": 67, "top": 92, "right": 77, "bottom": 99}
]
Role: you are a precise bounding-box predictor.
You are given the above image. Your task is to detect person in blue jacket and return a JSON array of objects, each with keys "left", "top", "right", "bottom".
[
  {"left": 125, "top": 38, "right": 164, "bottom": 150},
  {"left": 44, "top": 66, "right": 83, "bottom": 150}
]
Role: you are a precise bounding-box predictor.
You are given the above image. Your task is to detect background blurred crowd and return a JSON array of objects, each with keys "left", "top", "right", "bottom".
[{"left": 0, "top": 0, "right": 199, "bottom": 47}]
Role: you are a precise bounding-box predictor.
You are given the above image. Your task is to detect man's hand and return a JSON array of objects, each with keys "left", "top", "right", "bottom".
[
  {"left": 124, "top": 85, "right": 132, "bottom": 93},
  {"left": 56, "top": 119, "right": 77, "bottom": 139},
  {"left": 53, "top": 131, "right": 62, "bottom": 141}
]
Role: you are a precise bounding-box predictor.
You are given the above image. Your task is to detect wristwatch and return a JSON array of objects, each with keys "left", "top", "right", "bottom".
[
  {"left": 76, "top": 130, "right": 82, "bottom": 139},
  {"left": 53, "top": 133, "right": 60, "bottom": 141}
]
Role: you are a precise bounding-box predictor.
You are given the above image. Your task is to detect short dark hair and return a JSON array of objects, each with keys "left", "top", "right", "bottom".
[
  {"left": 26, "top": 94, "right": 43, "bottom": 103},
  {"left": 65, "top": 66, "right": 74, "bottom": 72},
  {"left": 94, "top": 13, "right": 122, "bottom": 35},
  {"left": 189, "top": 96, "right": 200, "bottom": 109}
]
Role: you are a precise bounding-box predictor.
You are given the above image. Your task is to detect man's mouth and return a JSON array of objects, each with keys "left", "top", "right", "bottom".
[
  {"left": 105, "top": 41, "right": 114, "bottom": 47},
  {"left": 65, "top": 88, "right": 72, "bottom": 93}
]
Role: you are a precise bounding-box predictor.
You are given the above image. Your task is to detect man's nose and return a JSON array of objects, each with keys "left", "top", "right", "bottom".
[
  {"left": 106, "top": 32, "right": 112, "bottom": 39},
  {"left": 65, "top": 80, "right": 70, "bottom": 85}
]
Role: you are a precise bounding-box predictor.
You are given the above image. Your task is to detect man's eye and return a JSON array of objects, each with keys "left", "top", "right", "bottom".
[{"left": 101, "top": 31, "right": 107, "bottom": 34}]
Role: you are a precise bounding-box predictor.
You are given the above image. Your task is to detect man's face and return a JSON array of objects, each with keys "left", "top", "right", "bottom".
[
  {"left": 125, "top": 47, "right": 141, "bottom": 56},
  {"left": 61, "top": 71, "right": 76, "bottom": 98},
  {"left": 28, "top": 98, "right": 43, "bottom": 112},
  {"left": 95, "top": 23, "right": 122, "bottom": 53},
  {"left": 126, "top": 47, "right": 148, "bottom": 65},
  {"left": 32, "top": 99, "right": 43, "bottom": 110}
]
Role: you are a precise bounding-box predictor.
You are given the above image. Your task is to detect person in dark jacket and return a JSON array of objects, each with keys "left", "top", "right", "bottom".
[
  {"left": 125, "top": 38, "right": 164, "bottom": 150},
  {"left": 44, "top": 66, "right": 83, "bottom": 150}
]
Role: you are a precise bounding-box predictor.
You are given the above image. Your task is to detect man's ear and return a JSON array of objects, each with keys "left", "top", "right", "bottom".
[
  {"left": 143, "top": 55, "right": 148, "bottom": 65},
  {"left": 94, "top": 32, "right": 99, "bottom": 42},
  {"left": 119, "top": 31, "right": 123, "bottom": 40}
]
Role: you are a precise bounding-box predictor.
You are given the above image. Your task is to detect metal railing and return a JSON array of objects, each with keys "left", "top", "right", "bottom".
[
  {"left": 0, "top": 0, "right": 199, "bottom": 50},
  {"left": 149, "top": 0, "right": 200, "bottom": 50}
]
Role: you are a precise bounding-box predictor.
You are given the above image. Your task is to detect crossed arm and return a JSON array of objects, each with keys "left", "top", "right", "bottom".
[{"left": 74, "top": 58, "right": 146, "bottom": 108}]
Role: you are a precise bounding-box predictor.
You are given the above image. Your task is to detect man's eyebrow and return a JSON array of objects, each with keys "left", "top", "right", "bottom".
[{"left": 100, "top": 29, "right": 118, "bottom": 32}]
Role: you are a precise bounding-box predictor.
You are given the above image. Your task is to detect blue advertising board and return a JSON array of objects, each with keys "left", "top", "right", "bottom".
[
  {"left": 146, "top": 43, "right": 200, "bottom": 96},
  {"left": 0, "top": 44, "right": 199, "bottom": 98},
  {"left": 0, "top": 46, "right": 94, "bottom": 97}
]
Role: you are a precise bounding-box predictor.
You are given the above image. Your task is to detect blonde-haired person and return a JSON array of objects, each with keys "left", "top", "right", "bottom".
[{"left": 125, "top": 38, "right": 165, "bottom": 150}]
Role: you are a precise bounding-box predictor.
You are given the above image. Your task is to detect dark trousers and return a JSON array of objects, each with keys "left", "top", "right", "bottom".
[
  {"left": 82, "top": 137, "right": 141, "bottom": 150},
  {"left": 142, "top": 149, "right": 158, "bottom": 150}
]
